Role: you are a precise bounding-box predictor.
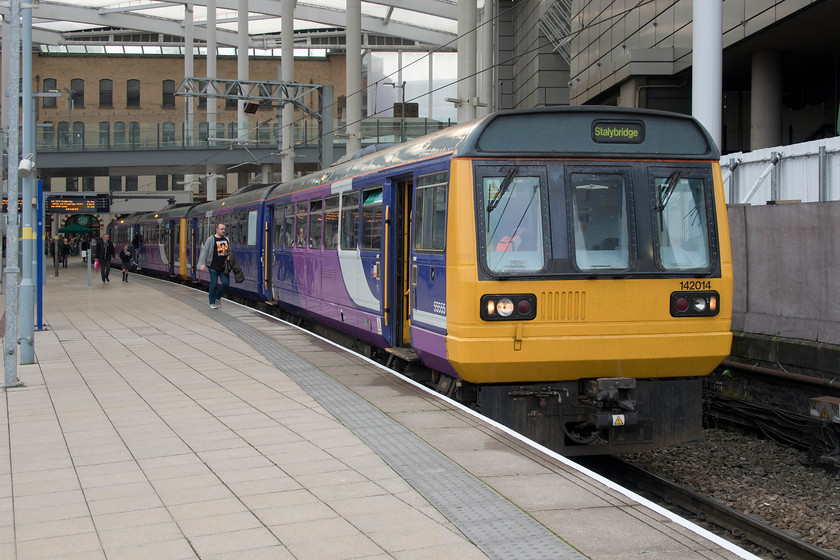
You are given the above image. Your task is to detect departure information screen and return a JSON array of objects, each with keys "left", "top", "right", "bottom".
[{"left": 45, "top": 194, "right": 110, "bottom": 213}]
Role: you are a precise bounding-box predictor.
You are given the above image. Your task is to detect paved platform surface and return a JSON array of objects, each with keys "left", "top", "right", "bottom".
[{"left": 0, "top": 260, "right": 760, "bottom": 560}]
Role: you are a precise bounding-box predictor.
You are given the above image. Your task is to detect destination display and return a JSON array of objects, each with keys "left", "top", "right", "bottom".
[
  {"left": 591, "top": 120, "right": 645, "bottom": 144},
  {"left": 45, "top": 194, "right": 110, "bottom": 213}
]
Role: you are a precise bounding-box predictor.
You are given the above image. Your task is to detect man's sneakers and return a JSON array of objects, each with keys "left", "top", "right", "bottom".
[
  {"left": 210, "top": 302, "right": 218, "bottom": 309},
  {"left": 215, "top": 299, "right": 222, "bottom": 309}
]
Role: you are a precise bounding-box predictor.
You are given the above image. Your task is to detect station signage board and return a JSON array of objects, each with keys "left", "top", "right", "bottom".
[{"left": 45, "top": 194, "right": 110, "bottom": 214}]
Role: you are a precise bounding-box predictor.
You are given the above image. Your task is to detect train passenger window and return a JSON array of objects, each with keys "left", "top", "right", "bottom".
[
  {"left": 295, "top": 202, "right": 307, "bottom": 248},
  {"left": 570, "top": 173, "right": 630, "bottom": 271},
  {"left": 247, "top": 210, "right": 258, "bottom": 246},
  {"left": 273, "top": 205, "right": 285, "bottom": 248},
  {"left": 654, "top": 172, "right": 710, "bottom": 270},
  {"left": 309, "top": 200, "right": 323, "bottom": 249},
  {"left": 283, "top": 205, "right": 294, "bottom": 248},
  {"left": 340, "top": 191, "right": 359, "bottom": 250},
  {"left": 361, "top": 188, "right": 383, "bottom": 250},
  {"left": 324, "top": 196, "right": 339, "bottom": 250},
  {"left": 484, "top": 175, "right": 544, "bottom": 273},
  {"left": 414, "top": 172, "right": 447, "bottom": 252}
]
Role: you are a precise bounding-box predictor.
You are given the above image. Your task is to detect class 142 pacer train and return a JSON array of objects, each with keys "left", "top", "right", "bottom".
[{"left": 109, "top": 106, "right": 733, "bottom": 456}]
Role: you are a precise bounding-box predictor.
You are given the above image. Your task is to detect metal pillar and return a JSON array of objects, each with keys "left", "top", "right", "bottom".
[
  {"left": 692, "top": 0, "right": 722, "bottom": 151},
  {"left": 281, "top": 0, "right": 295, "bottom": 182},
  {"left": 5, "top": 0, "right": 21, "bottom": 387},
  {"left": 206, "top": 0, "right": 218, "bottom": 200},
  {"left": 237, "top": 0, "right": 249, "bottom": 141},
  {"left": 345, "top": 0, "right": 362, "bottom": 155},
  {"left": 184, "top": 3, "right": 197, "bottom": 192},
  {"left": 457, "top": 0, "right": 477, "bottom": 123},
  {"left": 20, "top": 5, "right": 35, "bottom": 364}
]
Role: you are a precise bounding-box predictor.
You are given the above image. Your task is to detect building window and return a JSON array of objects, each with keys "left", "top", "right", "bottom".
[
  {"left": 126, "top": 176, "right": 138, "bottom": 191},
  {"left": 172, "top": 174, "right": 185, "bottom": 191},
  {"left": 156, "top": 175, "right": 168, "bottom": 191},
  {"left": 198, "top": 122, "right": 209, "bottom": 144},
  {"left": 99, "top": 79, "right": 113, "bottom": 108},
  {"left": 99, "top": 122, "right": 109, "bottom": 148},
  {"left": 43, "top": 78, "right": 57, "bottom": 108},
  {"left": 110, "top": 176, "right": 122, "bottom": 191},
  {"left": 127, "top": 79, "right": 140, "bottom": 108},
  {"left": 82, "top": 177, "right": 95, "bottom": 192},
  {"left": 66, "top": 177, "right": 79, "bottom": 192},
  {"left": 42, "top": 177, "right": 52, "bottom": 192},
  {"left": 70, "top": 78, "right": 84, "bottom": 108},
  {"left": 162, "top": 80, "right": 175, "bottom": 108}
]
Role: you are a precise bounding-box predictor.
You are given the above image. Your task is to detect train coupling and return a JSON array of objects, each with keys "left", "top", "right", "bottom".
[{"left": 583, "top": 378, "right": 638, "bottom": 429}]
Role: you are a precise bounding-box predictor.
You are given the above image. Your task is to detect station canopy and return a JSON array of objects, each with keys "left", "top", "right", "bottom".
[{"left": 11, "top": 0, "right": 468, "bottom": 53}]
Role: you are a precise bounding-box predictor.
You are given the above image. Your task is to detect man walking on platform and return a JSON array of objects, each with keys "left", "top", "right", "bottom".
[
  {"left": 198, "top": 223, "right": 230, "bottom": 309},
  {"left": 96, "top": 233, "right": 115, "bottom": 283}
]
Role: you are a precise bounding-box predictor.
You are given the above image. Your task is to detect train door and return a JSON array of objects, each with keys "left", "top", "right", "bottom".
[
  {"left": 387, "top": 177, "right": 413, "bottom": 347},
  {"left": 263, "top": 205, "right": 273, "bottom": 300}
]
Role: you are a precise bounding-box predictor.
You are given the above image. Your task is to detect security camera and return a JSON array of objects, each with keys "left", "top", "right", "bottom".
[{"left": 18, "top": 158, "right": 35, "bottom": 178}]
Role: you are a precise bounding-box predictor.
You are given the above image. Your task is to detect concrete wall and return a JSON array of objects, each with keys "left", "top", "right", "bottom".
[{"left": 728, "top": 201, "right": 840, "bottom": 345}]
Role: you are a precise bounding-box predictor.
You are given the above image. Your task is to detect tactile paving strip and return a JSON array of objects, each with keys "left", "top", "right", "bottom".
[{"left": 167, "top": 286, "right": 586, "bottom": 560}]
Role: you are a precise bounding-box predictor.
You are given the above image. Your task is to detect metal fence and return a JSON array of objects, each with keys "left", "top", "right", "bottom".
[{"left": 721, "top": 136, "right": 840, "bottom": 204}]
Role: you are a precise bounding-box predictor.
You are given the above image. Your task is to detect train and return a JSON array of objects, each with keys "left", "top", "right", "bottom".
[{"left": 109, "top": 106, "right": 733, "bottom": 456}]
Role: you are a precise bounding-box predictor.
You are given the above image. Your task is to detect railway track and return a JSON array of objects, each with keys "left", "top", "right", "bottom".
[{"left": 577, "top": 456, "right": 839, "bottom": 560}]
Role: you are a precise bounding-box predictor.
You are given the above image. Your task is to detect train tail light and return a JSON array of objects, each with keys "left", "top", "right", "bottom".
[
  {"left": 670, "top": 291, "right": 720, "bottom": 317},
  {"left": 481, "top": 294, "right": 536, "bottom": 321}
]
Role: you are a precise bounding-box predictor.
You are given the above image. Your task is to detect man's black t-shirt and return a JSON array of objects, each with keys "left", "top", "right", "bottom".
[{"left": 210, "top": 236, "right": 229, "bottom": 271}]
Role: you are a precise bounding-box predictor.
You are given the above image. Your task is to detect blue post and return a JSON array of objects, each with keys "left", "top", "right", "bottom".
[{"left": 36, "top": 179, "right": 44, "bottom": 330}]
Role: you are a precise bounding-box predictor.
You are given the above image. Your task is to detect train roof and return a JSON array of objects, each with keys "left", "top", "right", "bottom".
[
  {"left": 189, "top": 182, "right": 276, "bottom": 216},
  {"left": 457, "top": 106, "right": 719, "bottom": 160},
  {"left": 259, "top": 107, "right": 717, "bottom": 202}
]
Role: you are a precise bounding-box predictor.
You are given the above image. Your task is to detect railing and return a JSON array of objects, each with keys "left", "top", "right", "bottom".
[
  {"left": 721, "top": 136, "right": 840, "bottom": 204},
  {"left": 35, "top": 116, "right": 454, "bottom": 152}
]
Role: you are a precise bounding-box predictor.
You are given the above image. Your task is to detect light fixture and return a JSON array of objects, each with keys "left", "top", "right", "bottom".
[{"left": 18, "top": 154, "right": 35, "bottom": 178}]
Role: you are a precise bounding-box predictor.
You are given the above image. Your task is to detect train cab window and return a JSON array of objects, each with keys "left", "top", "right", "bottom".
[
  {"left": 571, "top": 172, "right": 630, "bottom": 271},
  {"left": 653, "top": 171, "right": 710, "bottom": 271},
  {"left": 414, "top": 172, "right": 447, "bottom": 252},
  {"left": 295, "top": 202, "right": 307, "bottom": 248},
  {"left": 340, "top": 191, "right": 359, "bottom": 250},
  {"left": 361, "top": 188, "right": 383, "bottom": 250},
  {"left": 483, "top": 174, "right": 544, "bottom": 273},
  {"left": 309, "top": 200, "right": 323, "bottom": 249},
  {"left": 324, "top": 196, "right": 339, "bottom": 250}
]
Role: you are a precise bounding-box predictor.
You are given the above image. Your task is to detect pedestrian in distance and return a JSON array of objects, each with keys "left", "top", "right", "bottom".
[
  {"left": 60, "top": 237, "right": 72, "bottom": 268},
  {"left": 119, "top": 244, "right": 133, "bottom": 282},
  {"left": 96, "top": 233, "right": 115, "bottom": 283},
  {"left": 198, "top": 223, "right": 230, "bottom": 309}
]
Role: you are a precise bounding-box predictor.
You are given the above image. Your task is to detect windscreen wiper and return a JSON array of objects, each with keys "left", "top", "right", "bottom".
[
  {"left": 487, "top": 167, "right": 517, "bottom": 213},
  {"left": 657, "top": 170, "right": 682, "bottom": 213}
]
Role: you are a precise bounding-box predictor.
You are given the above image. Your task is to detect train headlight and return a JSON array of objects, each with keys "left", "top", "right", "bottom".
[
  {"left": 481, "top": 294, "right": 537, "bottom": 321},
  {"left": 670, "top": 291, "right": 720, "bottom": 317},
  {"left": 496, "top": 298, "right": 515, "bottom": 317}
]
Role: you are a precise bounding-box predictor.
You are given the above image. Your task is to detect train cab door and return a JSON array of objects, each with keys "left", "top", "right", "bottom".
[{"left": 387, "top": 177, "right": 414, "bottom": 348}]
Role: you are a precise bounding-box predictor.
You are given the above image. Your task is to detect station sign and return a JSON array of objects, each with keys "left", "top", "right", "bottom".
[{"left": 45, "top": 194, "right": 110, "bottom": 214}]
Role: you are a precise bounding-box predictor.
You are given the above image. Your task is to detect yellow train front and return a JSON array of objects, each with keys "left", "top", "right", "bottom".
[{"left": 444, "top": 107, "right": 732, "bottom": 456}]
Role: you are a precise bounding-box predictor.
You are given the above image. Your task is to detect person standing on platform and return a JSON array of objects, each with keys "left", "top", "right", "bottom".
[
  {"left": 119, "top": 244, "right": 133, "bottom": 282},
  {"left": 96, "top": 233, "right": 115, "bottom": 283},
  {"left": 198, "top": 223, "right": 230, "bottom": 310},
  {"left": 60, "top": 237, "right": 72, "bottom": 268}
]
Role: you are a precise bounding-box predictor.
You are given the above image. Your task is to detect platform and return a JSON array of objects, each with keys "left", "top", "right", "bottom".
[{"left": 0, "top": 259, "right": 760, "bottom": 560}]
